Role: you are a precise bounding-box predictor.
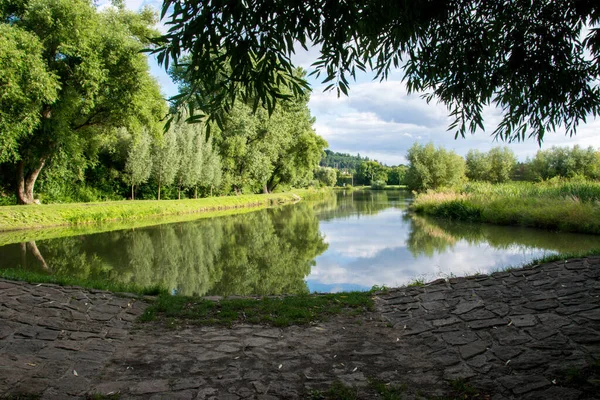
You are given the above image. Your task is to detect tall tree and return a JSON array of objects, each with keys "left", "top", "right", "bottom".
[
  {"left": 405, "top": 143, "right": 465, "bottom": 191},
  {"left": 171, "top": 63, "right": 326, "bottom": 195},
  {"left": 2, "top": 0, "right": 167, "bottom": 204},
  {"left": 314, "top": 167, "right": 337, "bottom": 187},
  {"left": 465, "top": 150, "right": 492, "bottom": 182},
  {"left": 0, "top": 24, "right": 58, "bottom": 164},
  {"left": 487, "top": 147, "right": 517, "bottom": 183},
  {"left": 153, "top": 0, "right": 600, "bottom": 143},
  {"left": 151, "top": 123, "right": 179, "bottom": 200},
  {"left": 530, "top": 145, "right": 600, "bottom": 180},
  {"left": 123, "top": 130, "right": 152, "bottom": 200},
  {"left": 174, "top": 119, "right": 204, "bottom": 199},
  {"left": 356, "top": 161, "right": 387, "bottom": 185},
  {"left": 199, "top": 138, "right": 222, "bottom": 197}
]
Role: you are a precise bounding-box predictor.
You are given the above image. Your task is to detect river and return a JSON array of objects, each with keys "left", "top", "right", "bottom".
[{"left": 1, "top": 190, "right": 598, "bottom": 295}]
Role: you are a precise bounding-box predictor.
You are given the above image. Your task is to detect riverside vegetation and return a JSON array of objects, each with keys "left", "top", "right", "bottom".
[
  {"left": 411, "top": 180, "right": 600, "bottom": 235},
  {"left": 0, "top": 189, "right": 327, "bottom": 231}
]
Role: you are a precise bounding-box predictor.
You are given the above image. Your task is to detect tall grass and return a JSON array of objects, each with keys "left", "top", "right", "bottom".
[{"left": 411, "top": 180, "right": 600, "bottom": 235}]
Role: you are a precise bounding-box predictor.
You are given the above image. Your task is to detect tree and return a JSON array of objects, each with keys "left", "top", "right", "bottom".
[
  {"left": 387, "top": 165, "right": 408, "bottom": 185},
  {"left": 465, "top": 147, "right": 516, "bottom": 183},
  {"left": 529, "top": 145, "right": 600, "bottom": 181},
  {"left": 465, "top": 150, "right": 491, "bottom": 182},
  {"left": 199, "top": 138, "right": 222, "bottom": 197},
  {"left": 487, "top": 147, "right": 517, "bottom": 183},
  {"left": 314, "top": 167, "right": 337, "bottom": 187},
  {"left": 405, "top": 143, "right": 465, "bottom": 191},
  {"left": 171, "top": 62, "right": 327, "bottom": 195},
  {"left": 174, "top": 118, "right": 204, "bottom": 199},
  {"left": 3, "top": 0, "right": 167, "bottom": 204},
  {"left": 123, "top": 130, "right": 152, "bottom": 200},
  {"left": 151, "top": 123, "right": 179, "bottom": 200},
  {"left": 153, "top": 0, "right": 600, "bottom": 143},
  {"left": 0, "top": 24, "right": 58, "bottom": 164},
  {"left": 356, "top": 161, "right": 387, "bottom": 185}
]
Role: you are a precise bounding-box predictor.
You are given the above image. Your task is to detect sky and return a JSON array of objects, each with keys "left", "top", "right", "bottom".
[{"left": 109, "top": 0, "right": 600, "bottom": 166}]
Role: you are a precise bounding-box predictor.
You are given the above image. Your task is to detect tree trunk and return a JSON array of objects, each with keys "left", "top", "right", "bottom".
[
  {"left": 20, "top": 242, "right": 27, "bottom": 268},
  {"left": 178, "top": 185, "right": 181, "bottom": 200},
  {"left": 210, "top": 185, "right": 213, "bottom": 197},
  {"left": 131, "top": 184, "right": 135, "bottom": 200},
  {"left": 194, "top": 185, "right": 198, "bottom": 199},
  {"left": 157, "top": 181, "right": 161, "bottom": 200},
  {"left": 17, "top": 157, "right": 46, "bottom": 205},
  {"left": 263, "top": 184, "right": 269, "bottom": 194},
  {"left": 27, "top": 241, "right": 48, "bottom": 270}
]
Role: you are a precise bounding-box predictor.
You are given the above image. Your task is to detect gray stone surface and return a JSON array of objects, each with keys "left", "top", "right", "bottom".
[{"left": 1, "top": 256, "right": 600, "bottom": 399}]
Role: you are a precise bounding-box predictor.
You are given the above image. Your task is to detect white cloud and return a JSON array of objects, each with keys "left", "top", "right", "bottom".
[{"left": 308, "top": 78, "right": 600, "bottom": 164}]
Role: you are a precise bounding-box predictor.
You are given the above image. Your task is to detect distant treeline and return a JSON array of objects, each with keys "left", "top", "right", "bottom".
[
  {"left": 317, "top": 144, "right": 600, "bottom": 189},
  {"left": 320, "top": 150, "right": 371, "bottom": 171}
]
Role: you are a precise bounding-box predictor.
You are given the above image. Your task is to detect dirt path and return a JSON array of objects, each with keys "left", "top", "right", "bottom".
[{"left": 1, "top": 257, "right": 599, "bottom": 399}]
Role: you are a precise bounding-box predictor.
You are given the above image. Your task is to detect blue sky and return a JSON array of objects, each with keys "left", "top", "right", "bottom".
[{"left": 109, "top": 0, "right": 600, "bottom": 165}]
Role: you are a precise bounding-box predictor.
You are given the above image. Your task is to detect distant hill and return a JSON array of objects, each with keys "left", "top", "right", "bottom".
[{"left": 320, "top": 150, "right": 369, "bottom": 171}]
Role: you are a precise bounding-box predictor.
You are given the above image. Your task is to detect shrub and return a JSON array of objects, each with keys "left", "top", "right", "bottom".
[{"left": 370, "top": 180, "right": 387, "bottom": 190}]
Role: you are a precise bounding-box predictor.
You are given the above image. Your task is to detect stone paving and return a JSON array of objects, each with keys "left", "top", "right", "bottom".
[{"left": 1, "top": 257, "right": 599, "bottom": 399}]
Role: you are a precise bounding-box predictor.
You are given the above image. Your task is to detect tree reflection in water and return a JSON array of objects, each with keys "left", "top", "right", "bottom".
[{"left": 5, "top": 202, "right": 328, "bottom": 296}]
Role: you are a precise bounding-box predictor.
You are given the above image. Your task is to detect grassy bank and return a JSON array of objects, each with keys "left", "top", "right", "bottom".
[
  {"left": 139, "top": 291, "right": 374, "bottom": 327},
  {"left": 0, "top": 189, "right": 328, "bottom": 232},
  {"left": 411, "top": 181, "right": 600, "bottom": 234}
]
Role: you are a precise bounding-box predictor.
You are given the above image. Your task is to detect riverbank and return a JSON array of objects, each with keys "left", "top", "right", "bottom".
[
  {"left": 1, "top": 256, "right": 598, "bottom": 399},
  {"left": 411, "top": 181, "right": 600, "bottom": 235},
  {"left": 0, "top": 189, "right": 329, "bottom": 232}
]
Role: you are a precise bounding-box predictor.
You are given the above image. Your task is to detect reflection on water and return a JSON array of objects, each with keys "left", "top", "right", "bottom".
[
  {"left": 1, "top": 190, "right": 598, "bottom": 295},
  {"left": 307, "top": 190, "right": 600, "bottom": 292}
]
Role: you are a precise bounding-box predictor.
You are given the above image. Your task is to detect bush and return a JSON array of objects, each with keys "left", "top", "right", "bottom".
[{"left": 370, "top": 180, "right": 387, "bottom": 190}]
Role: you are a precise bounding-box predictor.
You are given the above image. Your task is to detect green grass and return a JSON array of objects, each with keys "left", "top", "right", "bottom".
[
  {"left": 0, "top": 189, "right": 328, "bottom": 234},
  {"left": 411, "top": 180, "right": 600, "bottom": 234},
  {"left": 306, "top": 378, "right": 481, "bottom": 400},
  {"left": 0, "top": 268, "right": 165, "bottom": 296},
  {"left": 307, "top": 381, "right": 359, "bottom": 400},
  {"left": 138, "top": 291, "right": 374, "bottom": 327},
  {"left": 85, "top": 394, "right": 120, "bottom": 400}
]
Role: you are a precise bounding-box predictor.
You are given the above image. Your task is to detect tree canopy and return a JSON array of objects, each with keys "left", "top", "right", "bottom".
[
  {"left": 154, "top": 0, "right": 600, "bottom": 143},
  {"left": 1, "top": 0, "right": 167, "bottom": 204}
]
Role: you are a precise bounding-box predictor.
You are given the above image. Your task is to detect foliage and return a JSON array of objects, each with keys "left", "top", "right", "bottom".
[
  {"left": 210, "top": 89, "right": 326, "bottom": 194},
  {"left": 1, "top": 0, "right": 167, "bottom": 204},
  {"left": 320, "top": 150, "right": 369, "bottom": 171},
  {"left": 153, "top": 0, "right": 600, "bottom": 143},
  {"left": 411, "top": 181, "right": 600, "bottom": 234},
  {"left": 151, "top": 122, "right": 179, "bottom": 200},
  {"left": 465, "top": 147, "right": 516, "bottom": 183},
  {"left": 356, "top": 161, "right": 388, "bottom": 185},
  {"left": 2, "top": 199, "right": 331, "bottom": 297},
  {"left": 315, "top": 167, "right": 337, "bottom": 187},
  {"left": 529, "top": 145, "right": 600, "bottom": 181},
  {"left": 407, "top": 214, "right": 600, "bottom": 258},
  {"left": 123, "top": 130, "right": 153, "bottom": 199},
  {"left": 370, "top": 180, "right": 387, "bottom": 190},
  {"left": 405, "top": 143, "right": 465, "bottom": 191},
  {"left": 170, "top": 61, "right": 327, "bottom": 195},
  {"left": 387, "top": 165, "right": 408, "bottom": 185},
  {"left": 0, "top": 23, "right": 58, "bottom": 163}
]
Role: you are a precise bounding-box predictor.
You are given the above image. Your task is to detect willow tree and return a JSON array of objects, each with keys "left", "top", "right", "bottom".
[
  {"left": 153, "top": 0, "right": 600, "bottom": 144},
  {"left": 2, "top": 0, "right": 166, "bottom": 204}
]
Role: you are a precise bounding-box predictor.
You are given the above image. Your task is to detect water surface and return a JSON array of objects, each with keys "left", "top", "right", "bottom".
[{"left": 1, "top": 190, "right": 598, "bottom": 295}]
